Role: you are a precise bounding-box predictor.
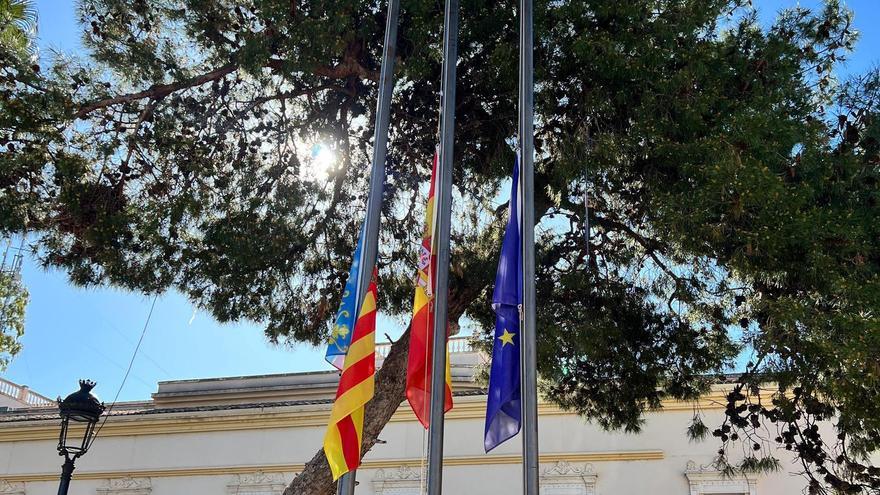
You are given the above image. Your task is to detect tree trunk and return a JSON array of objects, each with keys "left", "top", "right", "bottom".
[{"left": 282, "top": 327, "right": 411, "bottom": 495}]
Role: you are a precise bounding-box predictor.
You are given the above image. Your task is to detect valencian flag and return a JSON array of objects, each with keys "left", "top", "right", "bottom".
[
  {"left": 323, "top": 271, "right": 378, "bottom": 480},
  {"left": 325, "top": 225, "right": 366, "bottom": 370},
  {"left": 484, "top": 155, "right": 523, "bottom": 452},
  {"left": 406, "top": 150, "right": 453, "bottom": 427}
]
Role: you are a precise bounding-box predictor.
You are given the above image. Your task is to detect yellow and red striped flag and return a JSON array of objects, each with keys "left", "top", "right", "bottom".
[
  {"left": 405, "top": 150, "right": 453, "bottom": 428},
  {"left": 323, "top": 273, "right": 378, "bottom": 480}
]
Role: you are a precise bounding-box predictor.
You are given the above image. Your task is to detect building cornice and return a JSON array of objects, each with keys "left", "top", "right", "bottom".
[
  {"left": 0, "top": 390, "right": 732, "bottom": 443},
  {"left": 0, "top": 450, "right": 664, "bottom": 483}
]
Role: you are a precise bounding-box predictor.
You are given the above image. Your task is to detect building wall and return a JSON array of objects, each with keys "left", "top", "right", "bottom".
[
  {"left": 0, "top": 395, "right": 812, "bottom": 495},
  {"left": 0, "top": 395, "right": 27, "bottom": 410}
]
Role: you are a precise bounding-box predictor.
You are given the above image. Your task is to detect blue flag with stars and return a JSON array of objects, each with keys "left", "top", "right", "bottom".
[
  {"left": 324, "top": 223, "right": 366, "bottom": 370},
  {"left": 485, "top": 155, "right": 523, "bottom": 452}
]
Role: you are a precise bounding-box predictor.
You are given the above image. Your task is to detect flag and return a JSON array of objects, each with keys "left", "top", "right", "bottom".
[
  {"left": 323, "top": 272, "right": 378, "bottom": 480},
  {"left": 325, "top": 224, "right": 366, "bottom": 370},
  {"left": 405, "top": 150, "right": 453, "bottom": 428},
  {"left": 484, "top": 154, "right": 523, "bottom": 452}
]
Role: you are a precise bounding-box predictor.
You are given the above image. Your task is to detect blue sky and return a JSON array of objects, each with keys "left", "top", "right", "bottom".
[{"left": 2, "top": 0, "right": 878, "bottom": 403}]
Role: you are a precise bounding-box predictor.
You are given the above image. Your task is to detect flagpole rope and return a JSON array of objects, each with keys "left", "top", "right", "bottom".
[
  {"left": 420, "top": 300, "right": 431, "bottom": 495},
  {"left": 583, "top": 171, "right": 590, "bottom": 267},
  {"left": 420, "top": 298, "right": 431, "bottom": 494},
  {"left": 420, "top": 359, "right": 428, "bottom": 495},
  {"left": 583, "top": 121, "right": 593, "bottom": 270}
]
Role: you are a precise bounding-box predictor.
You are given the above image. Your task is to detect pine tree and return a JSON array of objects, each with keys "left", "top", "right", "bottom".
[
  {"left": 0, "top": 0, "right": 34, "bottom": 370},
  {"left": 0, "top": 0, "right": 37, "bottom": 58},
  {"left": 1, "top": 1, "right": 878, "bottom": 493}
]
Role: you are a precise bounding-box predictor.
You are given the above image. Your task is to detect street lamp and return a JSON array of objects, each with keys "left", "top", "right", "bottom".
[{"left": 56, "top": 380, "right": 105, "bottom": 495}]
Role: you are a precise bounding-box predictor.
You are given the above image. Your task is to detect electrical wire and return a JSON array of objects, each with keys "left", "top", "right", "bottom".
[{"left": 90, "top": 294, "right": 159, "bottom": 445}]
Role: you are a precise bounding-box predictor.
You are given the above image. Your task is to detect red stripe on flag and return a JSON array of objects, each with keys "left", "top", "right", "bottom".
[
  {"left": 405, "top": 294, "right": 453, "bottom": 427},
  {"left": 336, "top": 354, "right": 376, "bottom": 399},
  {"left": 406, "top": 303, "right": 431, "bottom": 425},
  {"left": 337, "top": 415, "right": 361, "bottom": 471}
]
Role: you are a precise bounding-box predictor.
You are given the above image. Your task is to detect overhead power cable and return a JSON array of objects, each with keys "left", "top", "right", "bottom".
[{"left": 90, "top": 294, "right": 159, "bottom": 445}]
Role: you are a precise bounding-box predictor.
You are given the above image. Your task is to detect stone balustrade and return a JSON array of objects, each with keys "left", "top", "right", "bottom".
[{"left": 0, "top": 377, "right": 52, "bottom": 407}]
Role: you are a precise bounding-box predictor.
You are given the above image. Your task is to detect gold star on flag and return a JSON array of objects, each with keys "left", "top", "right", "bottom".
[{"left": 498, "top": 329, "right": 516, "bottom": 347}]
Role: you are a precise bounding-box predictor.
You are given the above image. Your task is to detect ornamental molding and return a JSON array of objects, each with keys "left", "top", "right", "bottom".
[
  {"left": 542, "top": 460, "right": 595, "bottom": 477},
  {"left": 0, "top": 480, "right": 25, "bottom": 495},
  {"left": 227, "top": 471, "right": 290, "bottom": 494},
  {"left": 373, "top": 465, "right": 423, "bottom": 481},
  {"left": 685, "top": 460, "right": 757, "bottom": 495},
  {"left": 96, "top": 476, "right": 152, "bottom": 494},
  {"left": 540, "top": 461, "right": 597, "bottom": 495},
  {"left": 372, "top": 465, "right": 424, "bottom": 494}
]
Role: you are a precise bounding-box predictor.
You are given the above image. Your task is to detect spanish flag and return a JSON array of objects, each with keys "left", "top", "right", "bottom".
[
  {"left": 323, "top": 272, "right": 378, "bottom": 480},
  {"left": 405, "top": 151, "right": 453, "bottom": 428}
]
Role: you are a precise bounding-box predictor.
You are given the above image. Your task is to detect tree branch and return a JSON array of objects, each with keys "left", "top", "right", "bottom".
[
  {"left": 592, "top": 215, "right": 684, "bottom": 283},
  {"left": 74, "top": 54, "right": 378, "bottom": 122},
  {"left": 241, "top": 84, "right": 348, "bottom": 115},
  {"left": 267, "top": 40, "right": 379, "bottom": 82},
  {"left": 74, "top": 64, "right": 238, "bottom": 120},
  {"left": 119, "top": 98, "right": 158, "bottom": 172}
]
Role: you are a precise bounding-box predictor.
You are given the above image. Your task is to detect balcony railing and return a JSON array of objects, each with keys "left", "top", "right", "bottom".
[
  {"left": 0, "top": 377, "right": 53, "bottom": 407},
  {"left": 376, "top": 336, "right": 474, "bottom": 358}
]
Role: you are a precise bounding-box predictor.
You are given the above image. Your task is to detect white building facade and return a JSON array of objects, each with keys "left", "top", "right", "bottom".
[{"left": 0, "top": 340, "right": 812, "bottom": 494}]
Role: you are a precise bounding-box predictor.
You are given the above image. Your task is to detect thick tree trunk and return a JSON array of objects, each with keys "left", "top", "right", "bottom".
[{"left": 282, "top": 327, "right": 411, "bottom": 495}]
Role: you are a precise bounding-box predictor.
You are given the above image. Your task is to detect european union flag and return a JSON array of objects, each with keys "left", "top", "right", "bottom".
[
  {"left": 485, "top": 155, "right": 523, "bottom": 452},
  {"left": 325, "top": 224, "right": 366, "bottom": 370}
]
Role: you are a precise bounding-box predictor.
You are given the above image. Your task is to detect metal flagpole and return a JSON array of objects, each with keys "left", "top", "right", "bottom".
[
  {"left": 426, "top": 0, "right": 460, "bottom": 492},
  {"left": 519, "top": 0, "right": 539, "bottom": 492},
  {"left": 336, "top": 0, "right": 400, "bottom": 493}
]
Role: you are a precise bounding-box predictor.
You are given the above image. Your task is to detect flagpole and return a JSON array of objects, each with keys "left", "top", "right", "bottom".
[
  {"left": 336, "top": 0, "right": 400, "bottom": 493},
  {"left": 425, "top": 0, "right": 459, "bottom": 492},
  {"left": 519, "top": 0, "right": 539, "bottom": 492}
]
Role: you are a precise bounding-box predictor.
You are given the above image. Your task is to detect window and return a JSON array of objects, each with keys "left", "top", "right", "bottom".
[
  {"left": 685, "top": 461, "right": 757, "bottom": 495},
  {"left": 540, "top": 461, "right": 597, "bottom": 495},
  {"left": 226, "top": 471, "right": 289, "bottom": 495}
]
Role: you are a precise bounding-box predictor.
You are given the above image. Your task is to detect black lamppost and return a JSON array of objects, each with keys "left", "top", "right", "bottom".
[{"left": 56, "top": 380, "right": 105, "bottom": 495}]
